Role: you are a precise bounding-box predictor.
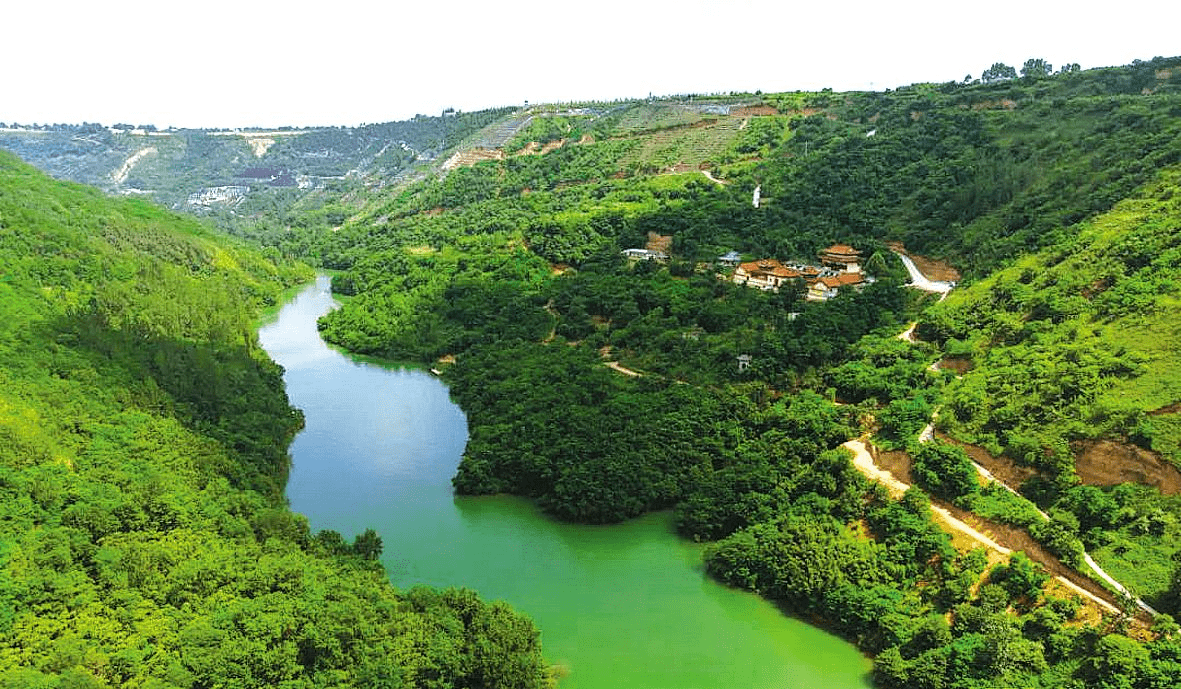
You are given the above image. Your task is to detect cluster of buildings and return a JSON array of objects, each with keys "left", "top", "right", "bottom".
[
  {"left": 729, "top": 244, "right": 872, "bottom": 301},
  {"left": 186, "top": 185, "right": 249, "bottom": 207},
  {"left": 622, "top": 248, "right": 669, "bottom": 261},
  {"left": 619, "top": 242, "right": 874, "bottom": 302}
]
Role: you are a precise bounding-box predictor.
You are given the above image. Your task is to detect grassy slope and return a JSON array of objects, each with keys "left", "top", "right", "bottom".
[
  {"left": 925, "top": 166, "right": 1181, "bottom": 457},
  {"left": 918, "top": 165, "right": 1181, "bottom": 602}
]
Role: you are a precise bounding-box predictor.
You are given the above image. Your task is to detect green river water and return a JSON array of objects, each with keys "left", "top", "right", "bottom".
[{"left": 258, "top": 276, "right": 873, "bottom": 689}]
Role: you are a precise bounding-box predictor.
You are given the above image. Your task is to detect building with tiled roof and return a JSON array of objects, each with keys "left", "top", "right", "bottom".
[
  {"left": 718, "top": 250, "right": 742, "bottom": 267},
  {"left": 819, "top": 244, "right": 863, "bottom": 273},
  {"left": 807, "top": 272, "right": 868, "bottom": 301},
  {"left": 733, "top": 259, "right": 803, "bottom": 292}
]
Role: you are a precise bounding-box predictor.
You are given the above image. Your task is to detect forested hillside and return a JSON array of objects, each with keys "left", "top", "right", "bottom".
[
  {"left": 0, "top": 108, "right": 514, "bottom": 231},
  {"left": 231, "top": 56, "right": 1181, "bottom": 688},
  {"left": 918, "top": 164, "right": 1181, "bottom": 611},
  {"left": 7, "top": 54, "right": 1181, "bottom": 689},
  {"left": 0, "top": 151, "right": 551, "bottom": 688}
]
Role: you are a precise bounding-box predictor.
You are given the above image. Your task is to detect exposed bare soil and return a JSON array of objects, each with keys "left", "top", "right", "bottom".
[
  {"left": 873, "top": 447, "right": 914, "bottom": 485},
  {"left": 441, "top": 148, "right": 503, "bottom": 170},
  {"left": 645, "top": 233, "right": 673, "bottom": 253},
  {"left": 937, "top": 432, "right": 1181, "bottom": 496},
  {"left": 111, "top": 147, "right": 157, "bottom": 184},
  {"left": 1074, "top": 440, "right": 1181, "bottom": 495},
  {"left": 885, "top": 242, "right": 962, "bottom": 282},
  {"left": 968, "top": 99, "right": 1019, "bottom": 111},
  {"left": 936, "top": 433, "right": 1040, "bottom": 488},
  {"left": 937, "top": 356, "right": 973, "bottom": 374},
  {"left": 520, "top": 139, "right": 567, "bottom": 156},
  {"left": 1150, "top": 402, "right": 1181, "bottom": 416},
  {"left": 1082, "top": 276, "right": 1113, "bottom": 299}
]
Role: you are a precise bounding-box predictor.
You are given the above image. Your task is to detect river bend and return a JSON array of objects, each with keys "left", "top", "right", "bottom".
[{"left": 258, "top": 276, "right": 872, "bottom": 689}]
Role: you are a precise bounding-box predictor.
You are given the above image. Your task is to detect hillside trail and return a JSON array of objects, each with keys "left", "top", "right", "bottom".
[
  {"left": 604, "top": 360, "right": 643, "bottom": 377},
  {"left": 699, "top": 169, "right": 728, "bottom": 186},
  {"left": 111, "top": 146, "right": 156, "bottom": 185},
  {"left": 886, "top": 307, "right": 1158, "bottom": 617},
  {"left": 843, "top": 438, "right": 1122, "bottom": 616}
]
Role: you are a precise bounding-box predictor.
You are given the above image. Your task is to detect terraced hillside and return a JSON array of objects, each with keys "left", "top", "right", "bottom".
[
  {"left": 0, "top": 110, "right": 513, "bottom": 209},
  {"left": 615, "top": 115, "right": 749, "bottom": 171}
]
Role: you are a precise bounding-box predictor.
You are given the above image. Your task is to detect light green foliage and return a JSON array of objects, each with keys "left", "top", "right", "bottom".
[
  {"left": 915, "top": 165, "right": 1181, "bottom": 606},
  {"left": 0, "top": 152, "right": 550, "bottom": 688},
  {"left": 168, "top": 56, "right": 1181, "bottom": 689},
  {"left": 731, "top": 116, "right": 790, "bottom": 155},
  {"left": 1089, "top": 484, "right": 1181, "bottom": 609},
  {"left": 910, "top": 441, "right": 980, "bottom": 501},
  {"left": 925, "top": 167, "right": 1181, "bottom": 463},
  {"left": 504, "top": 114, "right": 592, "bottom": 152}
]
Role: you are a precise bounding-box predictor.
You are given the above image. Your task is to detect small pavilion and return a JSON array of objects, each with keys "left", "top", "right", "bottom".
[{"left": 819, "top": 244, "right": 863, "bottom": 273}]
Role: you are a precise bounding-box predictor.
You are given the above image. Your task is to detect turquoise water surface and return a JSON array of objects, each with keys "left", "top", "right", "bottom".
[{"left": 258, "top": 276, "right": 872, "bottom": 689}]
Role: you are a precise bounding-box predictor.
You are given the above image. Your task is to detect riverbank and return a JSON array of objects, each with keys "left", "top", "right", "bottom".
[{"left": 261, "top": 277, "right": 873, "bottom": 689}]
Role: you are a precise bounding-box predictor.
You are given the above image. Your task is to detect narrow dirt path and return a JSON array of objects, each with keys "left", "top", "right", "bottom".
[
  {"left": 843, "top": 439, "right": 1122, "bottom": 615},
  {"left": 888, "top": 317, "right": 1157, "bottom": 617},
  {"left": 604, "top": 361, "right": 643, "bottom": 377},
  {"left": 111, "top": 146, "right": 156, "bottom": 185},
  {"left": 700, "top": 169, "right": 728, "bottom": 186}
]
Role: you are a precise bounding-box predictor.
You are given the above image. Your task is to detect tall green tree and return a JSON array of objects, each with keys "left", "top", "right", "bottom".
[
  {"left": 1021, "top": 58, "right": 1053, "bottom": 79},
  {"left": 982, "top": 62, "right": 1017, "bottom": 82}
]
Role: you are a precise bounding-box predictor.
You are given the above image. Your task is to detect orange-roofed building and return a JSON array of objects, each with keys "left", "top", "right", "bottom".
[
  {"left": 819, "top": 244, "right": 863, "bottom": 273},
  {"left": 806, "top": 272, "right": 867, "bottom": 301},
  {"left": 732, "top": 259, "right": 802, "bottom": 292}
]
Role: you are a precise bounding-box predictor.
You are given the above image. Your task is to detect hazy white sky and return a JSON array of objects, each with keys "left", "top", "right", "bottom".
[{"left": 4, "top": 0, "right": 1178, "bottom": 128}]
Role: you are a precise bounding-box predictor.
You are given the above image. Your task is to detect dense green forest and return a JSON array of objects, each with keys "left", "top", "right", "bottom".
[
  {"left": 228, "top": 56, "right": 1181, "bottom": 688},
  {"left": 8, "top": 54, "right": 1181, "bottom": 689},
  {"left": 0, "top": 151, "right": 551, "bottom": 688}
]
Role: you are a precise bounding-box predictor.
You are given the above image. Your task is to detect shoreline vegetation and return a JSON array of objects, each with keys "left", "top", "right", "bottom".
[
  {"left": 0, "top": 152, "right": 554, "bottom": 688},
  {"left": 5, "top": 53, "right": 1181, "bottom": 688},
  {"left": 299, "top": 56, "right": 1181, "bottom": 688}
]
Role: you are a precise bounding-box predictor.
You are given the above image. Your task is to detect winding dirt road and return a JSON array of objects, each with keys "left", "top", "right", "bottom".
[
  {"left": 867, "top": 304, "right": 1159, "bottom": 617},
  {"left": 843, "top": 439, "right": 1122, "bottom": 615}
]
